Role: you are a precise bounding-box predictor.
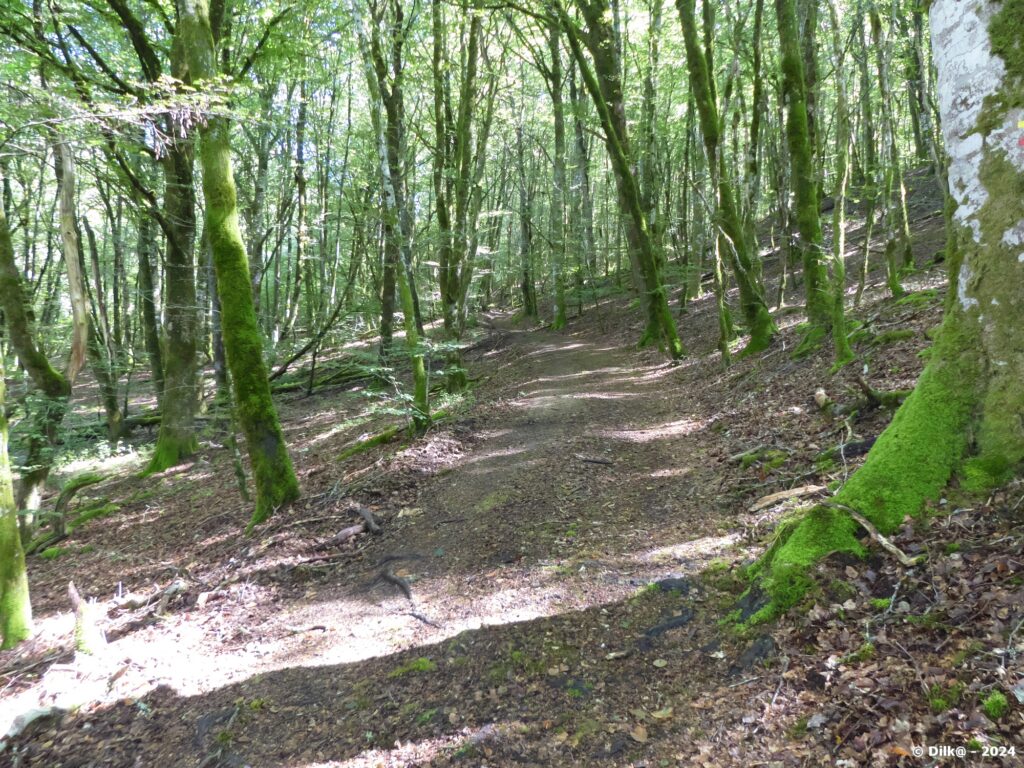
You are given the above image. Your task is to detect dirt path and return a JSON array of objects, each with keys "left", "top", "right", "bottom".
[
  {"left": 9, "top": 172, "right": 1015, "bottom": 767},
  {"left": 5, "top": 314, "right": 777, "bottom": 768}
]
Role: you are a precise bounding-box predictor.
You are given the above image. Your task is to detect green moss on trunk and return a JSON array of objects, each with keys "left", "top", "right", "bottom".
[
  {"left": 178, "top": 0, "right": 300, "bottom": 531},
  {"left": 146, "top": 140, "right": 199, "bottom": 475},
  {"left": 0, "top": 353, "right": 32, "bottom": 649},
  {"left": 775, "top": 0, "right": 834, "bottom": 347}
]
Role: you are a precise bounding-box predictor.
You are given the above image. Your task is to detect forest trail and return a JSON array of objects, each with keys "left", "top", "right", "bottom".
[
  {"left": 7, "top": 182, "right": 998, "bottom": 766},
  {"left": 2, "top": 304, "right": 789, "bottom": 767}
]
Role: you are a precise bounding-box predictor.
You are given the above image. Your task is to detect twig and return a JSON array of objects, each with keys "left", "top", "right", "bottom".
[
  {"left": 405, "top": 611, "right": 441, "bottom": 628},
  {"left": 0, "top": 650, "right": 67, "bottom": 679},
  {"left": 350, "top": 504, "right": 381, "bottom": 533},
  {"left": 748, "top": 485, "right": 826, "bottom": 512},
  {"left": 728, "top": 676, "right": 761, "bottom": 688},
  {"left": 279, "top": 514, "right": 350, "bottom": 529},
  {"left": 1001, "top": 616, "right": 1024, "bottom": 674},
  {"left": 824, "top": 502, "right": 925, "bottom": 567},
  {"left": 285, "top": 625, "right": 328, "bottom": 635},
  {"left": 378, "top": 563, "right": 413, "bottom": 600},
  {"left": 575, "top": 454, "right": 614, "bottom": 466}
]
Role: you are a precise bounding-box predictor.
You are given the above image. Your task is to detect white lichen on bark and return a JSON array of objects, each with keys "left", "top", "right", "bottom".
[{"left": 931, "top": 0, "right": 1024, "bottom": 303}]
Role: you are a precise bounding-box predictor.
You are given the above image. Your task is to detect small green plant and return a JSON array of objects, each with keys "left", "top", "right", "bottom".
[
  {"left": 787, "top": 715, "right": 809, "bottom": 740},
  {"left": 873, "top": 329, "right": 916, "bottom": 345},
  {"left": 842, "top": 642, "right": 875, "bottom": 664},
  {"left": 247, "top": 698, "right": 267, "bottom": 711},
  {"left": 415, "top": 708, "right": 438, "bottom": 726},
  {"left": 951, "top": 641, "right": 984, "bottom": 667},
  {"left": 981, "top": 690, "right": 1009, "bottom": 720},
  {"left": 928, "top": 681, "right": 964, "bottom": 713},
  {"left": 895, "top": 288, "right": 938, "bottom": 307},
  {"left": 944, "top": 542, "right": 962, "bottom": 554},
  {"left": 389, "top": 657, "right": 437, "bottom": 678},
  {"left": 215, "top": 729, "right": 233, "bottom": 746},
  {"left": 40, "top": 546, "right": 68, "bottom": 560},
  {"left": 870, "top": 597, "right": 891, "bottom": 610}
]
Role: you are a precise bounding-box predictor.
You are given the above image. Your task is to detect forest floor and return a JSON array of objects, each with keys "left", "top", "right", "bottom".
[{"left": 1, "top": 171, "right": 1023, "bottom": 766}]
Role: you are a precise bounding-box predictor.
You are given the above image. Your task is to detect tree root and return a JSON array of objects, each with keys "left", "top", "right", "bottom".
[
  {"left": 378, "top": 563, "right": 412, "bottom": 600},
  {"left": 823, "top": 501, "right": 925, "bottom": 567}
]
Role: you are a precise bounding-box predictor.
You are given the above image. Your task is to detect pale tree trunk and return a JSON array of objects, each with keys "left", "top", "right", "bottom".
[
  {"left": 13, "top": 142, "right": 89, "bottom": 537},
  {"left": 349, "top": 0, "right": 430, "bottom": 432},
  {"left": 548, "top": 18, "right": 568, "bottom": 330},
  {"left": 753, "top": 0, "right": 1024, "bottom": 618}
]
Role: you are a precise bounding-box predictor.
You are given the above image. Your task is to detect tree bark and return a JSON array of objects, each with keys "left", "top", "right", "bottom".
[
  {"left": 177, "top": 0, "right": 300, "bottom": 530},
  {"left": 754, "top": 0, "right": 1024, "bottom": 618}
]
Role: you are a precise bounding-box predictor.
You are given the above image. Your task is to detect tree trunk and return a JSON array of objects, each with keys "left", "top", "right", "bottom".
[
  {"left": 146, "top": 69, "right": 200, "bottom": 475},
  {"left": 0, "top": 204, "right": 35, "bottom": 649},
  {"left": 560, "top": 0, "right": 683, "bottom": 358},
  {"left": 676, "top": 0, "right": 775, "bottom": 354},
  {"left": 0, "top": 349, "right": 31, "bottom": 650},
  {"left": 753, "top": 0, "right": 1024, "bottom": 619},
  {"left": 775, "top": 0, "right": 842, "bottom": 354},
  {"left": 178, "top": 0, "right": 300, "bottom": 531}
]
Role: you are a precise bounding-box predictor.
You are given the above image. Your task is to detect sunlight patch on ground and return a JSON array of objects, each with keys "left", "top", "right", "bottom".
[
  {"left": 569, "top": 391, "right": 644, "bottom": 401},
  {"left": 301, "top": 413, "right": 373, "bottom": 448},
  {"left": 522, "top": 342, "right": 587, "bottom": 358},
  {"left": 458, "top": 445, "right": 528, "bottom": 467},
  {"left": 649, "top": 467, "right": 694, "bottom": 478},
  {"left": 634, "top": 533, "right": 741, "bottom": 564},
  {"left": 297, "top": 732, "right": 466, "bottom": 767},
  {"left": 54, "top": 445, "right": 148, "bottom": 478},
  {"left": 518, "top": 365, "right": 631, "bottom": 386},
  {"left": 600, "top": 418, "right": 701, "bottom": 444}
]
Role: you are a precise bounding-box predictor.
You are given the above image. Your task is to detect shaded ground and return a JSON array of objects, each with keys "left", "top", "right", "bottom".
[{"left": 1, "top": 171, "right": 1022, "bottom": 766}]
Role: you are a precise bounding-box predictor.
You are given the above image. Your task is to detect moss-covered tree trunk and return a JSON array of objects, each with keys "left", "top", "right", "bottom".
[
  {"left": 178, "top": 0, "right": 300, "bottom": 531},
  {"left": 869, "top": 7, "right": 914, "bottom": 277},
  {"left": 0, "top": 351, "right": 31, "bottom": 650},
  {"left": 775, "top": 0, "right": 845, "bottom": 355},
  {"left": 0, "top": 206, "right": 34, "bottom": 649},
  {"left": 559, "top": 0, "right": 683, "bottom": 359},
  {"left": 146, "top": 39, "right": 200, "bottom": 474},
  {"left": 675, "top": 0, "right": 775, "bottom": 355},
  {"left": 350, "top": 0, "right": 430, "bottom": 433},
  {"left": 136, "top": 217, "right": 165, "bottom": 404},
  {"left": 548, "top": 18, "right": 569, "bottom": 331},
  {"left": 825, "top": 0, "right": 854, "bottom": 367},
  {"left": 516, "top": 118, "right": 539, "bottom": 318},
  {"left": 754, "top": 0, "right": 1024, "bottom": 619}
]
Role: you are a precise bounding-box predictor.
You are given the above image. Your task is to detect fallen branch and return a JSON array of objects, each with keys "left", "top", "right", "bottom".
[
  {"left": 350, "top": 504, "right": 381, "bottom": 533},
  {"left": 317, "top": 523, "right": 367, "bottom": 549},
  {"left": 338, "top": 426, "right": 402, "bottom": 461},
  {"left": 27, "top": 472, "right": 106, "bottom": 555},
  {"left": 823, "top": 502, "right": 925, "bottom": 567},
  {"left": 748, "top": 485, "right": 826, "bottom": 512},
  {"left": 405, "top": 611, "right": 441, "bottom": 628},
  {"left": 285, "top": 624, "right": 328, "bottom": 635},
  {"left": 575, "top": 454, "right": 614, "bottom": 466},
  {"left": 378, "top": 562, "right": 413, "bottom": 600}
]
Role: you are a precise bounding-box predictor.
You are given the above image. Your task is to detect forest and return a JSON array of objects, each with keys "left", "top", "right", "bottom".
[{"left": 0, "top": 0, "right": 1021, "bottom": 763}]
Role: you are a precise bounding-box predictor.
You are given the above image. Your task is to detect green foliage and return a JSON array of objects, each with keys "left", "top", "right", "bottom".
[
  {"left": 338, "top": 426, "right": 401, "bottom": 461},
  {"left": 415, "top": 708, "right": 438, "bottom": 726},
  {"left": 69, "top": 503, "right": 119, "bottom": 530},
  {"left": 873, "top": 329, "right": 916, "bottom": 345},
  {"left": 894, "top": 289, "right": 938, "bottom": 307},
  {"left": 40, "top": 546, "right": 68, "bottom": 560},
  {"left": 389, "top": 657, "right": 437, "bottom": 677},
  {"left": 927, "top": 681, "right": 964, "bottom": 713},
  {"left": 981, "top": 690, "right": 1009, "bottom": 720}
]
